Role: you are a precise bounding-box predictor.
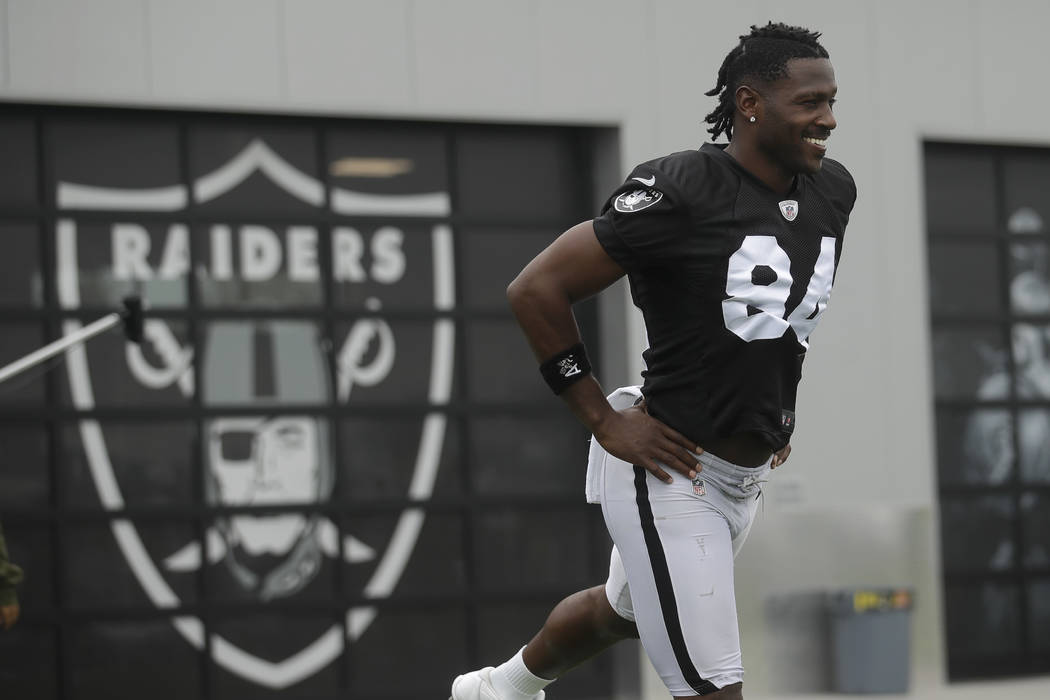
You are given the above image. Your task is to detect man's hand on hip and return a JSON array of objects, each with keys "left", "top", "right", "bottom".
[{"left": 593, "top": 404, "right": 702, "bottom": 484}]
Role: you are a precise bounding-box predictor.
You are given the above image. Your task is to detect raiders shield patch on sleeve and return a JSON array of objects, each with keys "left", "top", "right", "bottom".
[{"left": 614, "top": 188, "right": 663, "bottom": 213}]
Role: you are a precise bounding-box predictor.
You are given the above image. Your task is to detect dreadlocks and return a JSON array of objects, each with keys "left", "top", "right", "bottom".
[{"left": 704, "top": 22, "right": 829, "bottom": 141}]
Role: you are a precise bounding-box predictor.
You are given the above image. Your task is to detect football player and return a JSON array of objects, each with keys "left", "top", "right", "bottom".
[{"left": 451, "top": 21, "right": 856, "bottom": 700}]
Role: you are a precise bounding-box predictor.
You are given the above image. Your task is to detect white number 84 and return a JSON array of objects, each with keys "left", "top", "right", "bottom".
[{"left": 722, "top": 235, "right": 837, "bottom": 347}]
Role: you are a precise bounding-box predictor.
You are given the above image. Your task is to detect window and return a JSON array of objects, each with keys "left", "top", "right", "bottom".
[
  {"left": 0, "top": 105, "right": 611, "bottom": 700},
  {"left": 925, "top": 142, "right": 1050, "bottom": 680}
]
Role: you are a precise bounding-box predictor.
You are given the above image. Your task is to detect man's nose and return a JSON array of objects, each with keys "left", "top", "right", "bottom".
[
  {"left": 255, "top": 446, "right": 280, "bottom": 481},
  {"left": 817, "top": 104, "right": 837, "bottom": 131}
]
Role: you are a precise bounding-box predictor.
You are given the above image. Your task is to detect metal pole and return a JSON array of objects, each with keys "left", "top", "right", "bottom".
[{"left": 0, "top": 313, "right": 122, "bottom": 385}]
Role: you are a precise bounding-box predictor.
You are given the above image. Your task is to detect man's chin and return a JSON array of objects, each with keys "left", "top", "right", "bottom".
[
  {"left": 799, "top": 157, "right": 824, "bottom": 175},
  {"left": 233, "top": 515, "right": 308, "bottom": 555}
]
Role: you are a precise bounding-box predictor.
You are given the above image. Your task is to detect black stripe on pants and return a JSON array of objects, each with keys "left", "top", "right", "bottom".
[{"left": 633, "top": 465, "right": 719, "bottom": 696}]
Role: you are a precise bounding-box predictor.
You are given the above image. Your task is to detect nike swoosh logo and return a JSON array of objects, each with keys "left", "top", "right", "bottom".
[{"left": 632, "top": 175, "right": 656, "bottom": 187}]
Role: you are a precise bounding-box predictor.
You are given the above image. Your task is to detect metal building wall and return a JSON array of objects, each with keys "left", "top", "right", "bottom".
[{"left": 3, "top": 1, "right": 1050, "bottom": 698}]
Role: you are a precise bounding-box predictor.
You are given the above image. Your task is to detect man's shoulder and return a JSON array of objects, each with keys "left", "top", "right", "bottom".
[
  {"left": 635, "top": 146, "right": 729, "bottom": 177},
  {"left": 629, "top": 147, "right": 737, "bottom": 209},
  {"left": 817, "top": 156, "right": 852, "bottom": 180},
  {"left": 814, "top": 157, "right": 857, "bottom": 198}
]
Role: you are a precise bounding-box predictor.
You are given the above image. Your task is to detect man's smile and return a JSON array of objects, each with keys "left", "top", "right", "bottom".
[{"left": 803, "top": 135, "right": 828, "bottom": 150}]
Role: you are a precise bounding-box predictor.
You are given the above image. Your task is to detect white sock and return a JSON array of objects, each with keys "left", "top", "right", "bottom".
[{"left": 489, "top": 647, "right": 554, "bottom": 700}]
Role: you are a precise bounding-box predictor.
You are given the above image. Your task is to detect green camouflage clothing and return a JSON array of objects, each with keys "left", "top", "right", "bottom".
[{"left": 0, "top": 522, "right": 23, "bottom": 607}]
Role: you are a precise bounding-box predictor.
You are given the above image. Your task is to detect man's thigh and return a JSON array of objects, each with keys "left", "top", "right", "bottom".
[{"left": 601, "top": 460, "right": 743, "bottom": 695}]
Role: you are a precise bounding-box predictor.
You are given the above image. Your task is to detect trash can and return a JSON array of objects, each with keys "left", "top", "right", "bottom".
[{"left": 825, "top": 588, "right": 913, "bottom": 694}]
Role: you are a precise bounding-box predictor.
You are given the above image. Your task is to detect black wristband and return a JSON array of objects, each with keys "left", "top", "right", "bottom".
[{"left": 539, "top": 343, "right": 592, "bottom": 395}]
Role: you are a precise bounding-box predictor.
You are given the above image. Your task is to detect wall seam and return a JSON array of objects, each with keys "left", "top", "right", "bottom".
[
  {"left": 969, "top": 0, "right": 985, "bottom": 131},
  {"left": 1, "top": 0, "right": 10, "bottom": 88},
  {"left": 276, "top": 0, "right": 288, "bottom": 101},
  {"left": 405, "top": 0, "right": 418, "bottom": 106},
  {"left": 142, "top": 0, "right": 155, "bottom": 97}
]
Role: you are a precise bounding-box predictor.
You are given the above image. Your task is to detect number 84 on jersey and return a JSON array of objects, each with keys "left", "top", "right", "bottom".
[{"left": 722, "top": 235, "right": 837, "bottom": 348}]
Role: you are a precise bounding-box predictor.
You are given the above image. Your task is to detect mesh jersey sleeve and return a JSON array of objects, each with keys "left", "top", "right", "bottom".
[
  {"left": 822, "top": 157, "right": 858, "bottom": 216},
  {"left": 592, "top": 163, "right": 690, "bottom": 272}
]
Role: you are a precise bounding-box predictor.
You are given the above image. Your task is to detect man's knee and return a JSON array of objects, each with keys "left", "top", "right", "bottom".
[
  {"left": 671, "top": 681, "right": 743, "bottom": 699},
  {"left": 586, "top": 585, "right": 638, "bottom": 640},
  {"left": 704, "top": 681, "right": 743, "bottom": 699}
]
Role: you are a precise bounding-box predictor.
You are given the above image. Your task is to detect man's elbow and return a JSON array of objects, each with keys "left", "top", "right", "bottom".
[
  {"left": 506, "top": 272, "right": 532, "bottom": 314},
  {"left": 507, "top": 268, "right": 556, "bottom": 317}
]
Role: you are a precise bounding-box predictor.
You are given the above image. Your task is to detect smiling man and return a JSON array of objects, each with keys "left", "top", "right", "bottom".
[{"left": 450, "top": 22, "right": 856, "bottom": 700}]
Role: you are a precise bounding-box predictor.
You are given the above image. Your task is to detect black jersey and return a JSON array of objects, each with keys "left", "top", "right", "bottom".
[{"left": 593, "top": 142, "right": 856, "bottom": 451}]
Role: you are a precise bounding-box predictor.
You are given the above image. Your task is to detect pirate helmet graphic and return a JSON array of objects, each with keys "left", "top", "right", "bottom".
[{"left": 200, "top": 319, "right": 335, "bottom": 599}]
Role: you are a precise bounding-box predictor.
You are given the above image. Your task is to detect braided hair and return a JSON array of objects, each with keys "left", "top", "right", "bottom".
[{"left": 704, "top": 22, "right": 829, "bottom": 141}]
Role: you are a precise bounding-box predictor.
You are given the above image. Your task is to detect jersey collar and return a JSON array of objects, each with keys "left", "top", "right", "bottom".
[{"left": 700, "top": 142, "right": 806, "bottom": 199}]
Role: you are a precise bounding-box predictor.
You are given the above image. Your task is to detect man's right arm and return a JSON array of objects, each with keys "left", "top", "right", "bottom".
[{"left": 507, "top": 220, "right": 701, "bottom": 483}]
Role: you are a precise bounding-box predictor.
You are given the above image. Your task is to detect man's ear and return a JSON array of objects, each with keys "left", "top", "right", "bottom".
[{"left": 735, "top": 84, "right": 761, "bottom": 122}]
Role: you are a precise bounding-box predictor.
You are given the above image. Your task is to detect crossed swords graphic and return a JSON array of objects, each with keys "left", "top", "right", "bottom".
[
  {"left": 126, "top": 313, "right": 395, "bottom": 404},
  {"left": 163, "top": 518, "right": 377, "bottom": 570}
]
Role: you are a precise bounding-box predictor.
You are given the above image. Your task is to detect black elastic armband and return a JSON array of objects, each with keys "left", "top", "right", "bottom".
[{"left": 539, "top": 343, "right": 592, "bottom": 395}]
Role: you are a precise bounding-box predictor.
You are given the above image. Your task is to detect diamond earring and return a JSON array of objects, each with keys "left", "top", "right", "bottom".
[{"left": 749, "top": 115, "right": 756, "bottom": 123}]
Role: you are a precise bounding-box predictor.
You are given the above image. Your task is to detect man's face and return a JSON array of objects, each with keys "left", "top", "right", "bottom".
[
  {"left": 209, "top": 416, "right": 320, "bottom": 506},
  {"left": 755, "top": 57, "right": 838, "bottom": 176},
  {"left": 207, "top": 416, "right": 322, "bottom": 554}
]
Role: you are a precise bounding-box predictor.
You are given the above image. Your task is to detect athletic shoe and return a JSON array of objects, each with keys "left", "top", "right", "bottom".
[{"left": 449, "top": 667, "right": 545, "bottom": 700}]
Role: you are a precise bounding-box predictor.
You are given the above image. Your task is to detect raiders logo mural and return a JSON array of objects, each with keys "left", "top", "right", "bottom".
[{"left": 53, "top": 132, "right": 455, "bottom": 689}]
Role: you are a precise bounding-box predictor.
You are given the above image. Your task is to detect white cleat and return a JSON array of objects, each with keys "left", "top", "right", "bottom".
[{"left": 449, "top": 667, "right": 545, "bottom": 700}]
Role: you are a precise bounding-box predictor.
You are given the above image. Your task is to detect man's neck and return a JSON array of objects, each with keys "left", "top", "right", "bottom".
[{"left": 724, "top": 140, "right": 795, "bottom": 195}]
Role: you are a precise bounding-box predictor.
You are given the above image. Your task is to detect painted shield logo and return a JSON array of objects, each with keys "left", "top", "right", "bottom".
[{"left": 54, "top": 139, "right": 454, "bottom": 688}]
